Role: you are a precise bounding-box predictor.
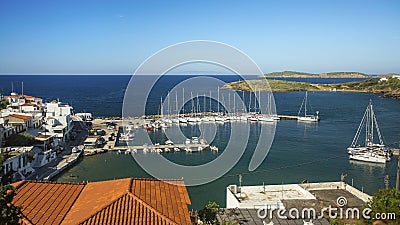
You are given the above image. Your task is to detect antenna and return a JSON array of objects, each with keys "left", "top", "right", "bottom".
[
  {"left": 384, "top": 175, "right": 389, "bottom": 189},
  {"left": 22, "top": 81, "right": 24, "bottom": 96},
  {"left": 263, "top": 182, "right": 265, "bottom": 194}
]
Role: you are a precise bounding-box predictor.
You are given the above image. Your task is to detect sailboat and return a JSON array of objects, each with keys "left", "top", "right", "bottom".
[
  {"left": 347, "top": 100, "right": 390, "bottom": 164},
  {"left": 179, "top": 88, "right": 188, "bottom": 123},
  {"left": 297, "top": 91, "right": 319, "bottom": 122},
  {"left": 258, "top": 91, "right": 276, "bottom": 122}
]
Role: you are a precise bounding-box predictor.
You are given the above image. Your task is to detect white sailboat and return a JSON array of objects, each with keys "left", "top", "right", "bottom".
[
  {"left": 347, "top": 99, "right": 390, "bottom": 163},
  {"left": 258, "top": 91, "right": 275, "bottom": 122},
  {"left": 297, "top": 91, "right": 319, "bottom": 122}
]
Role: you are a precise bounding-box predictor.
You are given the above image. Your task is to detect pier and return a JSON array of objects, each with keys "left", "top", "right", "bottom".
[
  {"left": 112, "top": 143, "right": 210, "bottom": 151},
  {"left": 277, "top": 115, "right": 302, "bottom": 120}
]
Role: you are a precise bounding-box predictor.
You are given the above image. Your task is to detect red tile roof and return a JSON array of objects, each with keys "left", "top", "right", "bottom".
[
  {"left": 3, "top": 95, "right": 41, "bottom": 100},
  {"left": 12, "top": 181, "right": 85, "bottom": 225},
  {"left": 9, "top": 114, "right": 33, "bottom": 120},
  {"left": 12, "top": 178, "right": 191, "bottom": 225},
  {"left": 21, "top": 103, "right": 37, "bottom": 107}
]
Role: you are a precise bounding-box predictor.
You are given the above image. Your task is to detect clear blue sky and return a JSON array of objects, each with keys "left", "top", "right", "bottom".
[{"left": 0, "top": 0, "right": 399, "bottom": 75}]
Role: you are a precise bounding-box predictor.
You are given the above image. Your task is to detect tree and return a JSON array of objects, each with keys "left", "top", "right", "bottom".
[
  {"left": 365, "top": 188, "right": 400, "bottom": 225},
  {"left": 199, "top": 201, "right": 220, "bottom": 224},
  {"left": 0, "top": 154, "right": 21, "bottom": 225},
  {"left": 0, "top": 100, "right": 9, "bottom": 110}
]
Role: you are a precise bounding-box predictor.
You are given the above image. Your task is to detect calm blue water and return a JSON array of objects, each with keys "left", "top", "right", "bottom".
[{"left": 1, "top": 75, "right": 399, "bottom": 210}]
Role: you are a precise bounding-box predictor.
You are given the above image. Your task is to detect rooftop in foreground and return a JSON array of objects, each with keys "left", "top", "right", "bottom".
[
  {"left": 227, "top": 181, "right": 370, "bottom": 210},
  {"left": 12, "top": 178, "right": 191, "bottom": 225},
  {"left": 223, "top": 181, "right": 371, "bottom": 225}
]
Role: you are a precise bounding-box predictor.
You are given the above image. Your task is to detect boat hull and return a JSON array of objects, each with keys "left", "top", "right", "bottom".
[{"left": 349, "top": 154, "right": 387, "bottom": 164}]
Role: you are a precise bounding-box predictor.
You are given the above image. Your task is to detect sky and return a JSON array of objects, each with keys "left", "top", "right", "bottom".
[{"left": 0, "top": 0, "right": 399, "bottom": 75}]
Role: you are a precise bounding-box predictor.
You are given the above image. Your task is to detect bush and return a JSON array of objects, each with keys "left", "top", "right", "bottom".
[
  {"left": 365, "top": 188, "right": 400, "bottom": 225},
  {"left": 199, "top": 201, "right": 220, "bottom": 224},
  {"left": 0, "top": 100, "right": 9, "bottom": 110}
]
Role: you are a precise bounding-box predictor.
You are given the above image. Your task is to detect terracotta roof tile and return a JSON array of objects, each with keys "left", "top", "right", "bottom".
[
  {"left": 12, "top": 181, "right": 85, "bottom": 225},
  {"left": 12, "top": 178, "right": 191, "bottom": 225},
  {"left": 21, "top": 103, "right": 36, "bottom": 107},
  {"left": 62, "top": 178, "right": 132, "bottom": 225},
  {"left": 9, "top": 114, "right": 33, "bottom": 120}
]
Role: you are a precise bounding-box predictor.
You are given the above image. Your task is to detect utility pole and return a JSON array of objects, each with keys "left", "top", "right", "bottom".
[
  {"left": 341, "top": 173, "right": 347, "bottom": 182},
  {"left": 384, "top": 175, "right": 389, "bottom": 189}
]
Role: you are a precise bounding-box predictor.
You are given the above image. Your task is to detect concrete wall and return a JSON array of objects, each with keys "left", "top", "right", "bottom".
[
  {"left": 345, "top": 184, "right": 371, "bottom": 202},
  {"left": 226, "top": 187, "right": 240, "bottom": 208},
  {"left": 299, "top": 181, "right": 344, "bottom": 191}
]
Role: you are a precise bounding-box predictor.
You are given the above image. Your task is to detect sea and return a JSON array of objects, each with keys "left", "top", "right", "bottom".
[{"left": 1, "top": 75, "right": 399, "bottom": 210}]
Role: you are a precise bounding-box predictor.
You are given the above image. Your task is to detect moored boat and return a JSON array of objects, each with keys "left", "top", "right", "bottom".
[{"left": 347, "top": 99, "right": 391, "bottom": 163}]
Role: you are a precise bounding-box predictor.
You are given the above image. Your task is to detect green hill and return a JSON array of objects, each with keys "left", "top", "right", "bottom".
[
  {"left": 224, "top": 78, "right": 400, "bottom": 98},
  {"left": 263, "top": 71, "right": 370, "bottom": 78}
]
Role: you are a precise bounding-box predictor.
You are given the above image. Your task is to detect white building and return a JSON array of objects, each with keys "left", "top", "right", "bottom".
[
  {"left": 0, "top": 118, "right": 15, "bottom": 147},
  {"left": 379, "top": 77, "right": 388, "bottom": 82},
  {"left": 2, "top": 93, "right": 43, "bottom": 113},
  {"left": 0, "top": 146, "right": 37, "bottom": 181},
  {"left": 44, "top": 101, "right": 73, "bottom": 144},
  {"left": 392, "top": 75, "right": 400, "bottom": 80}
]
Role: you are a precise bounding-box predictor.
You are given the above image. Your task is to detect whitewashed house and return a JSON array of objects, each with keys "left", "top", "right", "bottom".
[
  {"left": 0, "top": 146, "right": 37, "bottom": 181},
  {"left": 44, "top": 101, "right": 73, "bottom": 144},
  {"left": 379, "top": 77, "right": 388, "bottom": 82},
  {"left": 0, "top": 117, "right": 15, "bottom": 144},
  {"left": 392, "top": 75, "right": 400, "bottom": 80}
]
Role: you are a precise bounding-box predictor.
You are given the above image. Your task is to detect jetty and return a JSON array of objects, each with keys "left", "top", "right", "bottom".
[{"left": 112, "top": 143, "right": 210, "bottom": 151}]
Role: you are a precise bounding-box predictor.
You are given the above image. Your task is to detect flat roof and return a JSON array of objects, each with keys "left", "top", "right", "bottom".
[
  {"left": 84, "top": 136, "right": 99, "bottom": 143},
  {"left": 227, "top": 181, "right": 370, "bottom": 209},
  {"left": 231, "top": 184, "right": 316, "bottom": 208}
]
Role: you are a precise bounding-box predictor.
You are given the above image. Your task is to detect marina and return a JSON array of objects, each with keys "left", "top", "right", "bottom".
[
  {"left": 1, "top": 75, "right": 399, "bottom": 211},
  {"left": 56, "top": 88, "right": 400, "bottom": 210}
]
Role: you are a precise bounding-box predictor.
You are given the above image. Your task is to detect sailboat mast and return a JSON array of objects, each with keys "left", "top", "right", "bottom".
[
  {"left": 259, "top": 90, "right": 261, "bottom": 113},
  {"left": 365, "top": 104, "right": 370, "bottom": 146},
  {"left": 209, "top": 90, "right": 212, "bottom": 112},
  {"left": 228, "top": 92, "right": 231, "bottom": 115},
  {"left": 191, "top": 92, "right": 194, "bottom": 114},
  {"left": 175, "top": 92, "right": 178, "bottom": 115},
  {"left": 254, "top": 89, "right": 257, "bottom": 114},
  {"left": 233, "top": 92, "right": 236, "bottom": 114},
  {"left": 167, "top": 92, "right": 170, "bottom": 118},
  {"left": 304, "top": 92, "right": 307, "bottom": 116},
  {"left": 249, "top": 91, "right": 252, "bottom": 113},
  {"left": 160, "top": 97, "right": 163, "bottom": 117},
  {"left": 242, "top": 91, "right": 245, "bottom": 112},
  {"left": 196, "top": 93, "right": 199, "bottom": 116},
  {"left": 182, "top": 88, "right": 185, "bottom": 114},
  {"left": 217, "top": 87, "right": 220, "bottom": 113},
  {"left": 203, "top": 92, "right": 206, "bottom": 114},
  {"left": 370, "top": 101, "right": 374, "bottom": 144}
]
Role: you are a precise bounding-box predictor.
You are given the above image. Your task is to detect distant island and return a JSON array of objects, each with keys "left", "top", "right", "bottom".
[
  {"left": 223, "top": 77, "right": 400, "bottom": 99},
  {"left": 262, "top": 71, "right": 398, "bottom": 78}
]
